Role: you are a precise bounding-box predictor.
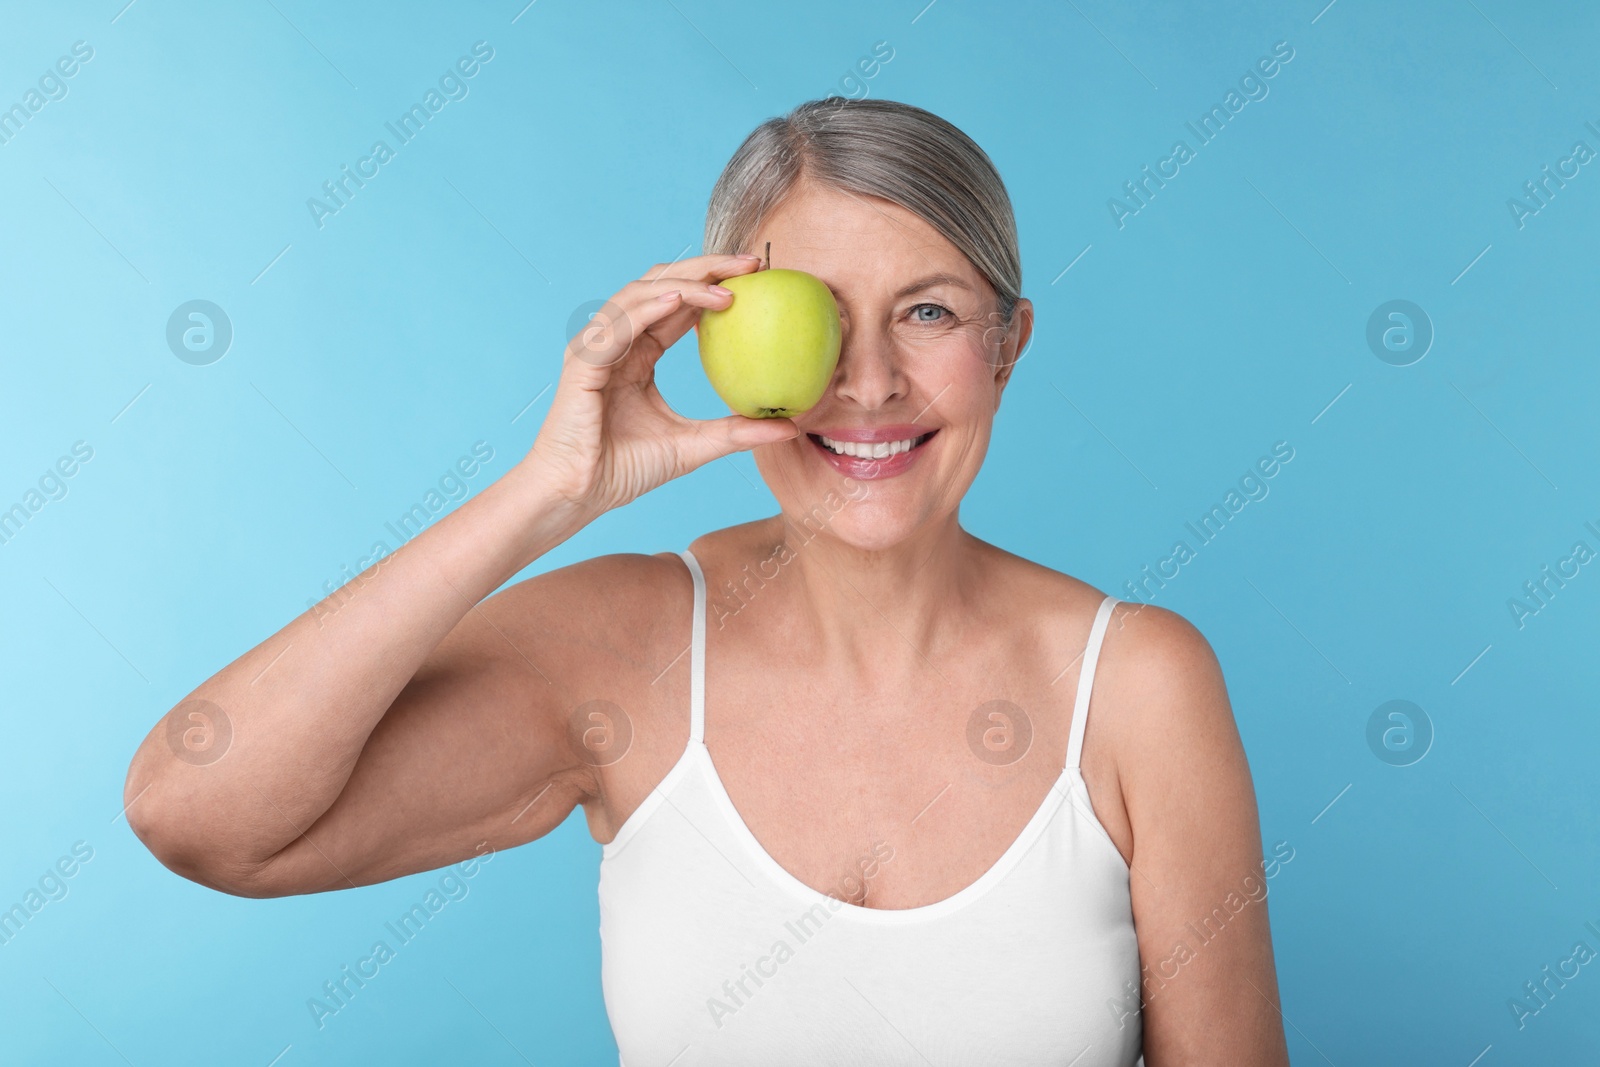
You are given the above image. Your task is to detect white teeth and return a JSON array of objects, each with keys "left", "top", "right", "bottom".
[{"left": 818, "top": 434, "right": 926, "bottom": 458}]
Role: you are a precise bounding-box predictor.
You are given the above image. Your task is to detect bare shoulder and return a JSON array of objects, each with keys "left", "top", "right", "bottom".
[
  {"left": 441, "top": 546, "right": 713, "bottom": 844},
  {"left": 977, "top": 541, "right": 1241, "bottom": 788},
  {"left": 1090, "top": 599, "right": 1259, "bottom": 849},
  {"left": 473, "top": 550, "right": 691, "bottom": 679},
  {"left": 1096, "top": 600, "right": 1234, "bottom": 742},
  {"left": 1103, "top": 600, "right": 1225, "bottom": 687},
  {"left": 489, "top": 548, "right": 686, "bottom": 611},
  {"left": 1082, "top": 604, "right": 1284, "bottom": 1061},
  {"left": 970, "top": 538, "right": 1221, "bottom": 670},
  {"left": 969, "top": 539, "right": 1109, "bottom": 624}
]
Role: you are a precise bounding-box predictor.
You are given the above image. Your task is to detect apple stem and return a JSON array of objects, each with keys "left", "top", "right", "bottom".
[{"left": 764, "top": 241, "right": 770, "bottom": 271}]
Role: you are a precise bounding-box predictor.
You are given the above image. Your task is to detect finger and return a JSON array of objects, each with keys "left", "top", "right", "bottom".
[
  {"left": 564, "top": 288, "right": 706, "bottom": 385},
  {"left": 639, "top": 253, "right": 762, "bottom": 286},
  {"left": 610, "top": 274, "right": 742, "bottom": 318},
  {"left": 610, "top": 256, "right": 762, "bottom": 332},
  {"left": 639, "top": 284, "right": 737, "bottom": 354},
  {"left": 677, "top": 414, "right": 800, "bottom": 472},
  {"left": 569, "top": 266, "right": 748, "bottom": 368},
  {"left": 573, "top": 262, "right": 760, "bottom": 381},
  {"left": 599, "top": 282, "right": 741, "bottom": 374}
]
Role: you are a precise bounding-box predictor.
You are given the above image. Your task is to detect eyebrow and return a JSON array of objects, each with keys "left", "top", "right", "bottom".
[{"left": 892, "top": 272, "right": 975, "bottom": 299}]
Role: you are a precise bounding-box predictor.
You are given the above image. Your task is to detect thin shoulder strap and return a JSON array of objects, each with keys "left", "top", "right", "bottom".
[
  {"left": 677, "top": 549, "right": 707, "bottom": 744},
  {"left": 1065, "top": 595, "right": 1119, "bottom": 772}
]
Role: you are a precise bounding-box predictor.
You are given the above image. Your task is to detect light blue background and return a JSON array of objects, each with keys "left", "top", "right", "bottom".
[{"left": 2, "top": 0, "right": 1597, "bottom": 1063}]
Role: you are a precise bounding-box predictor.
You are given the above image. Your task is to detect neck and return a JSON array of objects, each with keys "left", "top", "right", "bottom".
[{"left": 741, "top": 508, "right": 979, "bottom": 681}]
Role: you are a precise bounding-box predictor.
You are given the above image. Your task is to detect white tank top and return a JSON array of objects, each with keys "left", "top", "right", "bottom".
[{"left": 597, "top": 548, "right": 1145, "bottom": 1066}]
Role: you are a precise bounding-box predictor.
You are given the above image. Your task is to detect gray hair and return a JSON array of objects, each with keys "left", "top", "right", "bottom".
[{"left": 703, "top": 98, "right": 1022, "bottom": 325}]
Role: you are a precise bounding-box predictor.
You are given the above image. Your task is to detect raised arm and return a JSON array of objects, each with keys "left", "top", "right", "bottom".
[
  {"left": 1100, "top": 603, "right": 1293, "bottom": 1066},
  {"left": 123, "top": 463, "right": 599, "bottom": 897},
  {"left": 123, "top": 252, "right": 799, "bottom": 898}
]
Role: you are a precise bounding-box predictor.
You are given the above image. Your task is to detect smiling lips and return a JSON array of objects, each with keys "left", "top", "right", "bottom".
[{"left": 804, "top": 424, "right": 938, "bottom": 479}]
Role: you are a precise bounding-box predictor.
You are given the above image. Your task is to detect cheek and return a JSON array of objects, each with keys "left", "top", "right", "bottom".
[
  {"left": 908, "top": 376, "right": 997, "bottom": 474},
  {"left": 951, "top": 319, "right": 1008, "bottom": 372},
  {"left": 902, "top": 332, "right": 1004, "bottom": 406}
]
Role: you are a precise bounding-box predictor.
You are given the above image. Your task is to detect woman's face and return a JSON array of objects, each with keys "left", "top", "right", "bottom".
[{"left": 742, "top": 180, "right": 1033, "bottom": 552}]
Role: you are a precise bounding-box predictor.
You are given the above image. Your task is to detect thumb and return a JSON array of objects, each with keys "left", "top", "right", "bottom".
[{"left": 683, "top": 414, "right": 801, "bottom": 468}]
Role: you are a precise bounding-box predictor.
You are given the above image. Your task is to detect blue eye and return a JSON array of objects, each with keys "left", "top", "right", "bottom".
[{"left": 910, "top": 303, "right": 949, "bottom": 323}]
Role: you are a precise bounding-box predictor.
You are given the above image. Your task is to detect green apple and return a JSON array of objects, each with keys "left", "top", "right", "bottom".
[{"left": 695, "top": 267, "right": 842, "bottom": 419}]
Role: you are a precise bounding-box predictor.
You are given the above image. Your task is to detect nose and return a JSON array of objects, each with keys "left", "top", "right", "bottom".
[{"left": 830, "top": 319, "right": 910, "bottom": 411}]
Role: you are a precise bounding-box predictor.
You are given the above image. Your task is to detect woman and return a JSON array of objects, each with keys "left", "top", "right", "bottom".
[{"left": 125, "top": 98, "right": 1291, "bottom": 1065}]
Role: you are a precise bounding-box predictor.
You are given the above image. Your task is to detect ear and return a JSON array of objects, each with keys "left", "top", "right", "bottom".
[{"left": 993, "top": 297, "right": 1033, "bottom": 403}]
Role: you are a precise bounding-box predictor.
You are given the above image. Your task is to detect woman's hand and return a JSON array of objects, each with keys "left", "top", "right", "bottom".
[{"left": 525, "top": 253, "right": 801, "bottom": 518}]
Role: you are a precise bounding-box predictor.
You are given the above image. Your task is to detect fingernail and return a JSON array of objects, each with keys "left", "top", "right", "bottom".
[
  {"left": 736, "top": 253, "right": 761, "bottom": 260},
  {"left": 709, "top": 284, "right": 733, "bottom": 295},
  {"left": 658, "top": 290, "right": 681, "bottom": 302}
]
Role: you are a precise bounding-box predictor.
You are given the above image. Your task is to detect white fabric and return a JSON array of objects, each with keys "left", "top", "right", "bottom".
[{"left": 597, "top": 548, "right": 1144, "bottom": 1066}]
